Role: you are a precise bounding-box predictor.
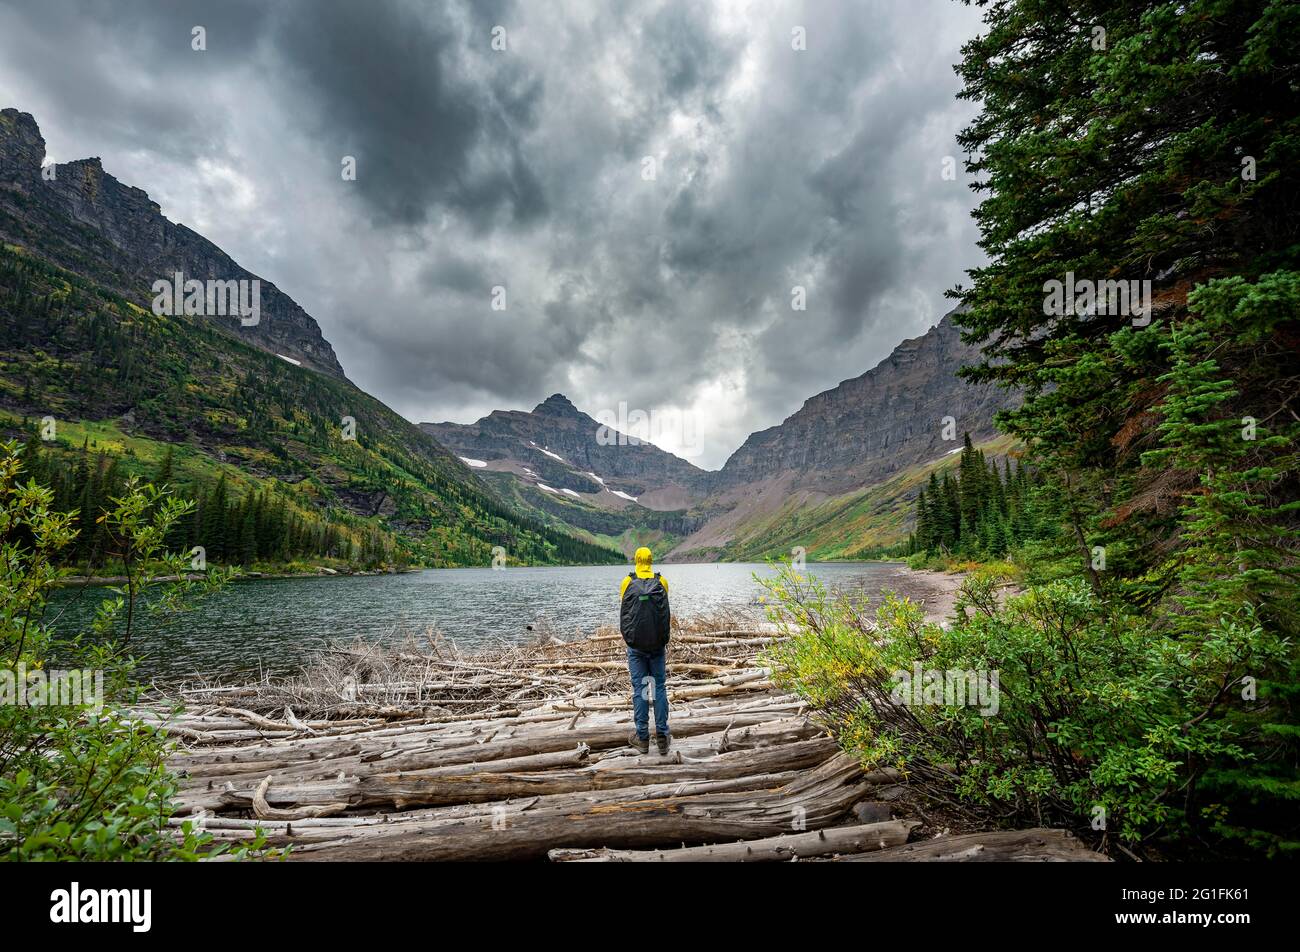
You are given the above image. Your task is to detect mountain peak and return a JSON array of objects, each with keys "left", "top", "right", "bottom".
[
  {"left": 0, "top": 108, "right": 41, "bottom": 142},
  {"left": 534, "top": 393, "right": 582, "bottom": 417},
  {"left": 0, "top": 108, "right": 47, "bottom": 182}
]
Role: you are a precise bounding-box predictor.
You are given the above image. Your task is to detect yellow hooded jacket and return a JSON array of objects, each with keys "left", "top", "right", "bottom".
[{"left": 620, "top": 546, "right": 668, "bottom": 600}]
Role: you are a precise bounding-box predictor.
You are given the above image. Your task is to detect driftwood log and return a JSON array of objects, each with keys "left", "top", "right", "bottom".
[
  {"left": 548, "top": 820, "right": 919, "bottom": 862},
  {"left": 837, "top": 828, "right": 1108, "bottom": 862}
]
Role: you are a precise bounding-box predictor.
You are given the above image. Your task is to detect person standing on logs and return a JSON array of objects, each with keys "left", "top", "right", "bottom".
[{"left": 619, "top": 546, "right": 672, "bottom": 755}]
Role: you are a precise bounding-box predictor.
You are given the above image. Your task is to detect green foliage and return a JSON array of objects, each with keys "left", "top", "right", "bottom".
[
  {"left": 1139, "top": 272, "right": 1300, "bottom": 853},
  {"left": 763, "top": 565, "right": 1293, "bottom": 856},
  {"left": 19, "top": 435, "right": 399, "bottom": 571},
  {"left": 0, "top": 440, "right": 267, "bottom": 860},
  {"left": 946, "top": 0, "right": 1300, "bottom": 854}
]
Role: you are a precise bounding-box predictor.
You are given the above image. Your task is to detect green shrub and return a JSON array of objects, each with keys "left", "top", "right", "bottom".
[{"left": 763, "top": 564, "right": 1295, "bottom": 857}]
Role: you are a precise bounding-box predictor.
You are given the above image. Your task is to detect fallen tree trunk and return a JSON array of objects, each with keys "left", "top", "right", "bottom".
[
  {"left": 837, "top": 828, "right": 1109, "bottom": 862},
  {"left": 548, "top": 819, "right": 919, "bottom": 862},
  {"left": 171, "top": 705, "right": 815, "bottom": 814},
  {"left": 176, "top": 716, "right": 826, "bottom": 814},
  {"left": 169, "top": 698, "right": 802, "bottom": 787}
]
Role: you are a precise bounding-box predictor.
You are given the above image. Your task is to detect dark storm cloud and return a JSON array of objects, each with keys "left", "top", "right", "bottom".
[
  {"left": 642, "top": 3, "right": 737, "bottom": 101},
  {"left": 0, "top": 0, "right": 985, "bottom": 467},
  {"left": 268, "top": 0, "right": 547, "bottom": 229},
  {"left": 0, "top": 0, "right": 263, "bottom": 162},
  {"left": 420, "top": 253, "right": 490, "bottom": 296}
]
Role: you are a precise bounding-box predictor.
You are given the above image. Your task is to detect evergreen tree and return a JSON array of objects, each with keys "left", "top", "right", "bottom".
[
  {"left": 155, "top": 446, "right": 174, "bottom": 488},
  {"left": 201, "top": 475, "right": 229, "bottom": 562}
]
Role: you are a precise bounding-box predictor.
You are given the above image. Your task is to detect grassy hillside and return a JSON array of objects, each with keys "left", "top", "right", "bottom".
[{"left": 0, "top": 242, "right": 623, "bottom": 569}]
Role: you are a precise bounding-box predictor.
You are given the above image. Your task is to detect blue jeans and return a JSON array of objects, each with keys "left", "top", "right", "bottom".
[{"left": 627, "top": 647, "right": 669, "bottom": 740}]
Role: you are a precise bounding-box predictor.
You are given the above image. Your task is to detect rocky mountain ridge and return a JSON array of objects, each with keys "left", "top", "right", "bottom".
[
  {"left": 710, "top": 310, "right": 1010, "bottom": 494},
  {"left": 0, "top": 108, "right": 343, "bottom": 377}
]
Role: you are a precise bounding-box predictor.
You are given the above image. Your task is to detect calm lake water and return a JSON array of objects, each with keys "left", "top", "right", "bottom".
[{"left": 50, "top": 561, "right": 955, "bottom": 682}]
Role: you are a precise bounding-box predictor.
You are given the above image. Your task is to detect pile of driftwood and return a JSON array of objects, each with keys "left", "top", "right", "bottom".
[
  {"left": 143, "top": 619, "right": 1104, "bottom": 862},
  {"left": 164, "top": 613, "right": 776, "bottom": 722}
]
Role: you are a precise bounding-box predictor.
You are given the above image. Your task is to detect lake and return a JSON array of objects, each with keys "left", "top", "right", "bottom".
[{"left": 50, "top": 561, "right": 957, "bottom": 682}]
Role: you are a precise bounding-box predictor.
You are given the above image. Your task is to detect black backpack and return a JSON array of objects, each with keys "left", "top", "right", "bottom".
[{"left": 620, "top": 572, "right": 671, "bottom": 651}]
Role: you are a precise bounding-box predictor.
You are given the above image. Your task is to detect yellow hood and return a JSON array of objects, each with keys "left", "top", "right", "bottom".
[{"left": 633, "top": 546, "right": 654, "bottom": 577}]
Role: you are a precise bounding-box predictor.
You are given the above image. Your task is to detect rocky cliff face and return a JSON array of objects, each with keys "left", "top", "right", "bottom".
[
  {"left": 422, "top": 393, "right": 710, "bottom": 509},
  {"left": 0, "top": 108, "right": 344, "bottom": 377},
  {"left": 709, "top": 310, "right": 1014, "bottom": 495}
]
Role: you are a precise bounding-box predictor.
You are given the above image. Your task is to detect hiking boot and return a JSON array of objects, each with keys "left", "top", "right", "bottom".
[
  {"left": 628, "top": 731, "right": 649, "bottom": 754},
  {"left": 656, "top": 732, "right": 671, "bottom": 755}
]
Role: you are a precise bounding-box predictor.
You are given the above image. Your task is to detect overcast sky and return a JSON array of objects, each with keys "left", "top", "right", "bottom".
[{"left": 0, "top": 0, "right": 986, "bottom": 469}]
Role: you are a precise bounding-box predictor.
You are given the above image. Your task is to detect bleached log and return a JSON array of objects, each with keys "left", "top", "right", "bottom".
[
  {"left": 215, "top": 706, "right": 299, "bottom": 731},
  {"left": 838, "top": 828, "right": 1110, "bottom": 862},
  {"left": 548, "top": 819, "right": 919, "bottom": 862},
  {"left": 669, "top": 633, "right": 778, "bottom": 645},
  {"left": 536, "top": 661, "right": 731, "bottom": 675}
]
